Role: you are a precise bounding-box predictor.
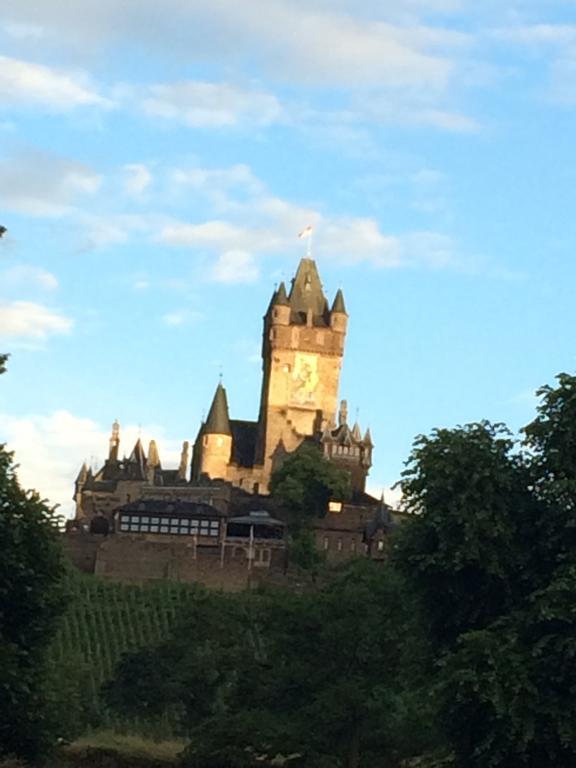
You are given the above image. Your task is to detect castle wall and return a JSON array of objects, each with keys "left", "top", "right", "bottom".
[{"left": 91, "top": 536, "right": 285, "bottom": 590}]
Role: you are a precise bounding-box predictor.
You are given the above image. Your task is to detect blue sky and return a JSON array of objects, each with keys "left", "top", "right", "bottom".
[{"left": 1, "top": 0, "right": 576, "bottom": 516}]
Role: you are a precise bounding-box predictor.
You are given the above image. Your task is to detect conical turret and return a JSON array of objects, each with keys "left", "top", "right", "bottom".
[
  {"left": 178, "top": 441, "right": 190, "bottom": 481},
  {"left": 199, "top": 382, "right": 233, "bottom": 480},
  {"left": 275, "top": 281, "right": 289, "bottom": 305},
  {"left": 108, "top": 419, "right": 120, "bottom": 461},
  {"left": 205, "top": 382, "right": 231, "bottom": 436},
  {"left": 127, "top": 438, "right": 147, "bottom": 480},
  {"left": 330, "top": 289, "right": 348, "bottom": 332},
  {"left": 148, "top": 440, "right": 161, "bottom": 468}
]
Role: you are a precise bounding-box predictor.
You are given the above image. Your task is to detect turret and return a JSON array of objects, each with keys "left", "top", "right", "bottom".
[
  {"left": 126, "top": 438, "right": 147, "bottom": 480},
  {"left": 178, "top": 441, "right": 189, "bottom": 481},
  {"left": 147, "top": 440, "right": 161, "bottom": 483},
  {"left": 330, "top": 289, "right": 348, "bottom": 333},
  {"left": 108, "top": 419, "right": 120, "bottom": 462},
  {"left": 199, "top": 382, "right": 233, "bottom": 480},
  {"left": 269, "top": 281, "right": 291, "bottom": 326}
]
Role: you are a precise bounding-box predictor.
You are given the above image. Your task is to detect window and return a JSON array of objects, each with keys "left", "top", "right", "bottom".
[
  {"left": 377, "top": 540, "right": 385, "bottom": 552},
  {"left": 350, "top": 540, "right": 357, "bottom": 553},
  {"left": 323, "top": 537, "right": 329, "bottom": 550},
  {"left": 337, "top": 538, "right": 343, "bottom": 552}
]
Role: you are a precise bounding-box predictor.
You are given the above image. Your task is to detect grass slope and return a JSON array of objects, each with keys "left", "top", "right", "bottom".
[{"left": 47, "top": 571, "right": 201, "bottom": 739}]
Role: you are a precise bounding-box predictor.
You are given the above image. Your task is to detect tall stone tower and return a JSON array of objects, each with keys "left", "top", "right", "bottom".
[{"left": 255, "top": 258, "right": 348, "bottom": 477}]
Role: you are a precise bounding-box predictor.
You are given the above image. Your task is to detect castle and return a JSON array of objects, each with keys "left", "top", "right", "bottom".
[{"left": 67, "top": 257, "right": 393, "bottom": 587}]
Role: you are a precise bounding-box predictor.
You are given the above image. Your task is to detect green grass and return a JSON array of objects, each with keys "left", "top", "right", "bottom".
[
  {"left": 47, "top": 571, "right": 202, "bottom": 739},
  {"left": 64, "top": 731, "right": 186, "bottom": 761}
]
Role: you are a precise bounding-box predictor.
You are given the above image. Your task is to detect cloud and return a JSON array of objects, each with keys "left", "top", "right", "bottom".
[
  {"left": 0, "top": 149, "right": 102, "bottom": 217},
  {"left": 139, "top": 81, "right": 282, "bottom": 127},
  {"left": 4, "top": 1, "right": 464, "bottom": 90},
  {"left": 161, "top": 309, "right": 202, "bottom": 326},
  {"left": 158, "top": 163, "right": 458, "bottom": 271},
  {"left": 123, "top": 163, "right": 152, "bottom": 195},
  {"left": 0, "top": 301, "right": 73, "bottom": 339},
  {"left": 2, "top": 21, "right": 46, "bottom": 40},
  {"left": 0, "top": 410, "right": 183, "bottom": 517},
  {"left": 0, "top": 54, "right": 109, "bottom": 110},
  {"left": 492, "top": 24, "right": 576, "bottom": 105},
  {"left": 211, "top": 250, "right": 260, "bottom": 283},
  {"left": 1, "top": 265, "right": 59, "bottom": 291}
]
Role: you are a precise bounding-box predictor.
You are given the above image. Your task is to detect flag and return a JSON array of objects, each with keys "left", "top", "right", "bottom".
[{"left": 298, "top": 225, "right": 313, "bottom": 239}]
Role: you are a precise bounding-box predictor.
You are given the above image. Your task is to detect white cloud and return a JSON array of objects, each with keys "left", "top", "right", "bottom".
[
  {"left": 123, "top": 163, "right": 152, "bottom": 195},
  {"left": 158, "top": 164, "right": 458, "bottom": 271},
  {"left": 0, "top": 410, "right": 182, "bottom": 517},
  {"left": 211, "top": 250, "right": 260, "bottom": 284},
  {"left": 141, "top": 81, "right": 281, "bottom": 127},
  {"left": 0, "top": 301, "right": 73, "bottom": 339},
  {"left": 0, "top": 54, "right": 109, "bottom": 110},
  {"left": 0, "top": 149, "right": 102, "bottom": 217},
  {"left": 2, "top": 21, "right": 46, "bottom": 40},
  {"left": 1, "top": 265, "right": 59, "bottom": 291},
  {"left": 161, "top": 309, "right": 202, "bottom": 327},
  {"left": 3, "top": 1, "right": 463, "bottom": 90},
  {"left": 171, "top": 163, "right": 263, "bottom": 197},
  {"left": 492, "top": 24, "right": 576, "bottom": 105}
]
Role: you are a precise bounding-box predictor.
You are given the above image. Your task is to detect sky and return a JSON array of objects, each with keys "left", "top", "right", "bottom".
[{"left": 1, "top": 0, "right": 576, "bottom": 517}]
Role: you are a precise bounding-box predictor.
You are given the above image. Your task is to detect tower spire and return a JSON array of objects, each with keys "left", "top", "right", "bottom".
[
  {"left": 205, "top": 382, "right": 232, "bottom": 435},
  {"left": 108, "top": 419, "right": 120, "bottom": 462}
]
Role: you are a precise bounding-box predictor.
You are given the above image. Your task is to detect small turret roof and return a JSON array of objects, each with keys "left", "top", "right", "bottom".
[
  {"left": 205, "top": 382, "right": 232, "bottom": 436},
  {"left": 331, "top": 288, "right": 347, "bottom": 315},
  {"left": 128, "top": 438, "right": 146, "bottom": 464},
  {"left": 148, "top": 440, "right": 161, "bottom": 468},
  {"left": 75, "top": 462, "right": 88, "bottom": 484},
  {"left": 274, "top": 281, "right": 290, "bottom": 306}
]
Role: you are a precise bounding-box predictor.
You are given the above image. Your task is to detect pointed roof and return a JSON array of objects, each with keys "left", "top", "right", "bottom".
[
  {"left": 75, "top": 462, "right": 88, "bottom": 485},
  {"left": 148, "top": 440, "right": 161, "bottom": 468},
  {"left": 352, "top": 422, "right": 362, "bottom": 441},
  {"left": 266, "top": 286, "right": 278, "bottom": 314},
  {"left": 205, "top": 382, "right": 232, "bottom": 436},
  {"left": 274, "top": 281, "right": 289, "bottom": 306},
  {"left": 363, "top": 428, "right": 373, "bottom": 446},
  {"left": 288, "top": 258, "right": 328, "bottom": 322},
  {"left": 331, "top": 288, "right": 347, "bottom": 315},
  {"left": 128, "top": 438, "right": 146, "bottom": 464}
]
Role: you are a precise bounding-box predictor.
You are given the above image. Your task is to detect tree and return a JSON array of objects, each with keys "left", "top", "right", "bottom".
[
  {"left": 0, "top": 357, "right": 66, "bottom": 760},
  {"left": 270, "top": 443, "right": 350, "bottom": 529},
  {"left": 107, "top": 562, "right": 431, "bottom": 768},
  {"left": 396, "top": 421, "right": 539, "bottom": 650},
  {"left": 395, "top": 381, "right": 576, "bottom": 768}
]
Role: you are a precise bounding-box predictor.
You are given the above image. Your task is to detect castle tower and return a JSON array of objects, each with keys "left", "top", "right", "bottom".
[
  {"left": 256, "top": 258, "right": 347, "bottom": 481},
  {"left": 197, "top": 382, "right": 233, "bottom": 481}
]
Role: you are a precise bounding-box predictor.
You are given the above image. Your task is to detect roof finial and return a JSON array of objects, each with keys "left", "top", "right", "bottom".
[{"left": 298, "top": 225, "right": 313, "bottom": 258}]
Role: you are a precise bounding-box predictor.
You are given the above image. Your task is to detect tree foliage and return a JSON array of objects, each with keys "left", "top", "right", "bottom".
[
  {"left": 396, "top": 374, "right": 576, "bottom": 768},
  {"left": 107, "top": 561, "right": 432, "bottom": 768},
  {"left": 0, "top": 357, "right": 66, "bottom": 760},
  {"left": 270, "top": 443, "right": 350, "bottom": 528}
]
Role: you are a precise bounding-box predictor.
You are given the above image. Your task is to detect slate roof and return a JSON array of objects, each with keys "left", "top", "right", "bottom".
[
  {"left": 331, "top": 288, "right": 347, "bottom": 314},
  {"left": 118, "top": 499, "right": 224, "bottom": 518},
  {"left": 288, "top": 258, "right": 329, "bottom": 325},
  {"left": 205, "top": 383, "right": 232, "bottom": 436}
]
